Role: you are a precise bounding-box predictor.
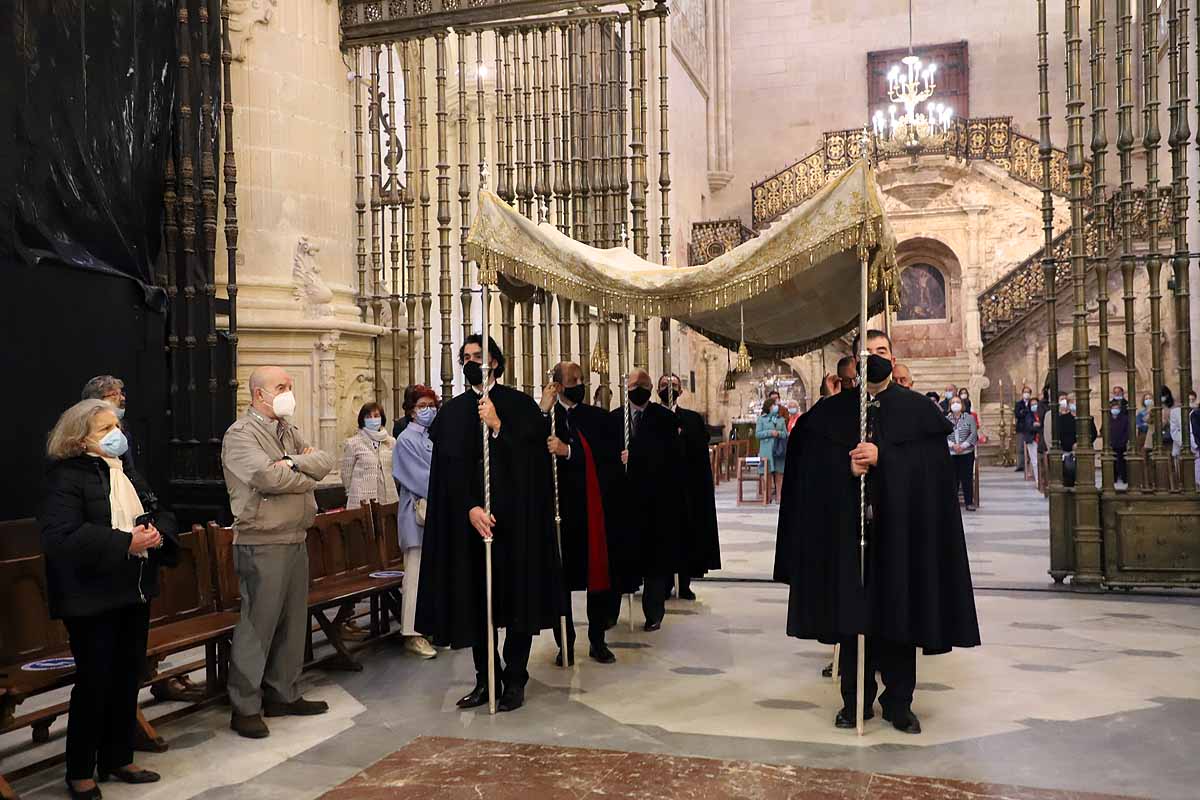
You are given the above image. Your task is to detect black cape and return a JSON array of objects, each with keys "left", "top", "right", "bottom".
[
  {"left": 773, "top": 384, "right": 980, "bottom": 655},
  {"left": 607, "top": 402, "right": 684, "bottom": 579},
  {"left": 675, "top": 406, "right": 721, "bottom": 576},
  {"left": 416, "top": 384, "right": 563, "bottom": 648},
  {"left": 551, "top": 401, "right": 633, "bottom": 592}
]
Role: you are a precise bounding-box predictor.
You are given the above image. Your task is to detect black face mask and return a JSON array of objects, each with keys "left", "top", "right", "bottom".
[
  {"left": 463, "top": 360, "right": 483, "bottom": 386},
  {"left": 866, "top": 354, "right": 893, "bottom": 384},
  {"left": 628, "top": 386, "right": 651, "bottom": 406},
  {"left": 562, "top": 384, "right": 585, "bottom": 405},
  {"left": 657, "top": 387, "right": 680, "bottom": 404}
]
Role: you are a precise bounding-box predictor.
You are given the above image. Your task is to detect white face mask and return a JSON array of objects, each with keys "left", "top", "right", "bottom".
[
  {"left": 950, "top": 402, "right": 963, "bottom": 413},
  {"left": 1023, "top": 393, "right": 1032, "bottom": 401},
  {"left": 1059, "top": 399, "right": 1069, "bottom": 410},
  {"left": 1069, "top": 403, "right": 1077, "bottom": 413},
  {"left": 270, "top": 390, "right": 297, "bottom": 419}
]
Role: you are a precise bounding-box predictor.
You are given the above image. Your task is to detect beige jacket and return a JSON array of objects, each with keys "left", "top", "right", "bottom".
[
  {"left": 341, "top": 430, "right": 398, "bottom": 509},
  {"left": 221, "top": 409, "right": 335, "bottom": 545}
]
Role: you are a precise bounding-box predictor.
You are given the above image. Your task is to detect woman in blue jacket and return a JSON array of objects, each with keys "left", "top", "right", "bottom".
[{"left": 756, "top": 398, "right": 787, "bottom": 502}]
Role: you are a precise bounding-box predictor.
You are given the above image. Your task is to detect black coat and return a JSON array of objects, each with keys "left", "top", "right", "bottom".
[
  {"left": 416, "top": 384, "right": 563, "bottom": 647},
  {"left": 1109, "top": 409, "right": 1131, "bottom": 451},
  {"left": 1058, "top": 413, "right": 1099, "bottom": 453},
  {"left": 607, "top": 402, "right": 685, "bottom": 578},
  {"left": 773, "top": 385, "right": 980, "bottom": 655},
  {"left": 551, "top": 401, "right": 633, "bottom": 592},
  {"left": 675, "top": 406, "right": 721, "bottom": 577},
  {"left": 39, "top": 456, "right": 179, "bottom": 620}
]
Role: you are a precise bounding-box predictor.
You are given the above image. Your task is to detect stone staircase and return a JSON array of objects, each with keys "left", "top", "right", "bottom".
[{"left": 904, "top": 354, "right": 972, "bottom": 397}]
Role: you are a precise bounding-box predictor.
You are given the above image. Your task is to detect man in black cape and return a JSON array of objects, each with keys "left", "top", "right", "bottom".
[
  {"left": 658, "top": 373, "right": 721, "bottom": 600},
  {"left": 774, "top": 330, "right": 979, "bottom": 734},
  {"left": 416, "top": 335, "right": 562, "bottom": 712},
  {"left": 609, "top": 368, "right": 684, "bottom": 631},
  {"left": 541, "top": 361, "right": 629, "bottom": 665}
]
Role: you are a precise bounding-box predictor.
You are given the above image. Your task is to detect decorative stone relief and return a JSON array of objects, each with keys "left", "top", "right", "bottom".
[
  {"left": 315, "top": 331, "right": 341, "bottom": 456},
  {"left": 226, "top": 0, "right": 278, "bottom": 62},
  {"left": 292, "top": 237, "right": 336, "bottom": 319},
  {"left": 672, "top": 0, "right": 709, "bottom": 91}
]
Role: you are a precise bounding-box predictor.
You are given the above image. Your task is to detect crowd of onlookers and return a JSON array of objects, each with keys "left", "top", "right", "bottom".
[{"left": 1013, "top": 383, "right": 1200, "bottom": 488}]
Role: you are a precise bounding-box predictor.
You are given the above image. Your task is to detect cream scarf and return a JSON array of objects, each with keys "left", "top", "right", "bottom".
[{"left": 92, "top": 454, "right": 146, "bottom": 557}]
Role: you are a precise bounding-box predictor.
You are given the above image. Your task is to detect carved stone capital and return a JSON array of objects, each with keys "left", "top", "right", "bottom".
[{"left": 226, "top": 0, "right": 278, "bottom": 63}]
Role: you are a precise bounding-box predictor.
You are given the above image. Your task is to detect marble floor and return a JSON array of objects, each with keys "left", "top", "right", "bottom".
[
  {"left": 6, "top": 469, "right": 1199, "bottom": 800},
  {"left": 317, "top": 736, "right": 1142, "bottom": 799}
]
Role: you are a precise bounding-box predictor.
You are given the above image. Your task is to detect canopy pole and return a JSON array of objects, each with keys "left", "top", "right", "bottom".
[
  {"left": 482, "top": 276, "right": 497, "bottom": 716},
  {"left": 856, "top": 138, "right": 871, "bottom": 738}
]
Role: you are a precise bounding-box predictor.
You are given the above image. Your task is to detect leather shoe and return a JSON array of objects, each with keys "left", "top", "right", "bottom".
[
  {"left": 882, "top": 707, "right": 922, "bottom": 734},
  {"left": 456, "top": 681, "right": 500, "bottom": 709},
  {"left": 678, "top": 588, "right": 697, "bottom": 601},
  {"left": 554, "top": 649, "right": 575, "bottom": 667},
  {"left": 65, "top": 780, "right": 102, "bottom": 800},
  {"left": 965, "top": 504, "right": 977, "bottom": 512},
  {"left": 264, "top": 697, "right": 329, "bottom": 717},
  {"left": 834, "top": 707, "right": 875, "bottom": 729},
  {"left": 230, "top": 713, "right": 270, "bottom": 739},
  {"left": 98, "top": 768, "right": 160, "bottom": 784},
  {"left": 589, "top": 643, "right": 616, "bottom": 664},
  {"left": 497, "top": 685, "right": 525, "bottom": 712},
  {"left": 643, "top": 620, "right": 662, "bottom": 632}
]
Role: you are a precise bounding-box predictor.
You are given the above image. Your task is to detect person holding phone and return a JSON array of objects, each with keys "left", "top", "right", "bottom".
[{"left": 40, "top": 399, "right": 180, "bottom": 800}]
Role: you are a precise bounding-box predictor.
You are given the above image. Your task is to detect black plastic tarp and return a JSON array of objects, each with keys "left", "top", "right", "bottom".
[{"left": 3, "top": 0, "right": 177, "bottom": 302}]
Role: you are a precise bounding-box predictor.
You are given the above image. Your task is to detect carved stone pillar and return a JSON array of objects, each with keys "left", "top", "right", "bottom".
[
  {"left": 963, "top": 209, "right": 989, "bottom": 400},
  {"left": 706, "top": 0, "right": 733, "bottom": 192},
  {"left": 315, "top": 331, "right": 341, "bottom": 458}
]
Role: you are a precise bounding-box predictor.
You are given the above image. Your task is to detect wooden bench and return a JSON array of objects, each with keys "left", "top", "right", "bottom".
[
  {"left": 0, "top": 523, "right": 237, "bottom": 798},
  {"left": 207, "top": 504, "right": 405, "bottom": 675}
]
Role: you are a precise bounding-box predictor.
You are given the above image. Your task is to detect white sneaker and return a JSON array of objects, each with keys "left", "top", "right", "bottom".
[{"left": 405, "top": 636, "right": 437, "bottom": 659}]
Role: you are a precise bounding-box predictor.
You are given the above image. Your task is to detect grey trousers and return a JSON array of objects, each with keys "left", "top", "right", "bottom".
[{"left": 228, "top": 542, "right": 309, "bottom": 716}]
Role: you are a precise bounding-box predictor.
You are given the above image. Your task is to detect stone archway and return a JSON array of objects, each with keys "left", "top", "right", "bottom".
[{"left": 891, "top": 237, "right": 965, "bottom": 359}]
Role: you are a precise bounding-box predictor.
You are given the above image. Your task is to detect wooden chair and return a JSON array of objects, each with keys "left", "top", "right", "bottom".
[{"left": 736, "top": 457, "right": 768, "bottom": 506}]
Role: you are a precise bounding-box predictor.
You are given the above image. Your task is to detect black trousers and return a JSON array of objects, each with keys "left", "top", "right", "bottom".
[
  {"left": 953, "top": 452, "right": 975, "bottom": 506},
  {"left": 553, "top": 590, "right": 619, "bottom": 652},
  {"left": 838, "top": 636, "right": 917, "bottom": 714},
  {"left": 472, "top": 630, "right": 534, "bottom": 690},
  {"left": 63, "top": 604, "right": 150, "bottom": 780},
  {"left": 641, "top": 575, "right": 670, "bottom": 625},
  {"left": 1114, "top": 447, "right": 1128, "bottom": 483}
]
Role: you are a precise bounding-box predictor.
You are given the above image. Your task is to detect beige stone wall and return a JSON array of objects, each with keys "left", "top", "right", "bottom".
[{"left": 221, "top": 0, "right": 389, "bottom": 474}]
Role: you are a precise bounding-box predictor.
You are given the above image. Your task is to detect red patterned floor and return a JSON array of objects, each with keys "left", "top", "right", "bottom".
[{"left": 319, "top": 736, "right": 1142, "bottom": 800}]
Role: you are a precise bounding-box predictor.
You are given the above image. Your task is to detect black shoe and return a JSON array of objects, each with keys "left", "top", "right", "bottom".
[
  {"left": 882, "top": 707, "right": 922, "bottom": 734},
  {"left": 98, "top": 768, "right": 160, "bottom": 784},
  {"left": 230, "top": 713, "right": 270, "bottom": 739},
  {"left": 554, "top": 649, "right": 575, "bottom": 667},
  {"left": 263, "top": 697, "right": 329, "bottom": 717},
  {"left": 834, "top": 707, "right": 875, "bottom": 729},
  {"left": 456, "top": 681, "right": 500, "bottom": 709},
  {"left": 1014, "top": 466, "right": 1025, "bottom": 473},
  {"left": 589, "top": 643, "right": 616, "bottom": 664},
  {"left": 966, "top": 504, "right": 977, "bottom": 512},
  {"left": 678, "top": 588, "right": 697, "bottom": 601},
  {"left": 65, "top": 780, "right": 102, "bottom": 800},
  {"left": 821, "top": 662, "right": 834, "bottom": 678},
  {"left": 643, "top": 620, "right": 662, "bottom": 632},
  {"left": 497, "top": 685, "right": 525, "bottom": 712}
]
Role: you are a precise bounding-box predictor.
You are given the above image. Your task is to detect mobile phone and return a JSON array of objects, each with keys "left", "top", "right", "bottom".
[{"left": 134, "top": 512, "right": 155, "bottom": 529}]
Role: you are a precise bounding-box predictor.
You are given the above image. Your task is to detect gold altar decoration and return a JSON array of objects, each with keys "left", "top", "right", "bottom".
[{"left": 466, "top": 160, "right": 897, "bottom": 359}]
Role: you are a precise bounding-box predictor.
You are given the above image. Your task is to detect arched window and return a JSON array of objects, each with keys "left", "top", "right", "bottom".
[{"left": 898, "top": 263, "right": 947, "bottom": 321}]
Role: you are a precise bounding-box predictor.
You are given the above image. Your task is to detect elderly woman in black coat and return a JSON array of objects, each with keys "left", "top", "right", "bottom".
[{"left": 40, "top": 399, "right": 179, "bottom": 799}]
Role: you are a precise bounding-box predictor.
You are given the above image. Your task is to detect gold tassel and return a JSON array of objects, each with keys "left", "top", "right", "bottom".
[{"left": 590, "top": 339, "right": 609, "bottom": 374}]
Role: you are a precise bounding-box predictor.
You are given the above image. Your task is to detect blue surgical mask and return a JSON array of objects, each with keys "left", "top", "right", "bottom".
[
  {"left": 415, "top": 407, "right": 437, "bottom": 427},
  {"left": 364, "top": 417, "right": 382, "bottom": 432},
  {"left": 1110, "top": 408, "right": 1121, "bottom": 418},
  {"left": 98, "top": 428, "right": 128, "bottom": 458},
  {"left": 1144, "top": 398, "right": 1153, "bottom": 408},
  {"left": 1069, "top": 403, "right": 1077, "bottom": 413},
  {"left": 111, "top": 404, "right": 126, "bottom": 421}
]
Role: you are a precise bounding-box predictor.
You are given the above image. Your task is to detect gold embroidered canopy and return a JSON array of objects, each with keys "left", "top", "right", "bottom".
[{"left": 465, "top": 160, "right": 898, "bottom": 359}]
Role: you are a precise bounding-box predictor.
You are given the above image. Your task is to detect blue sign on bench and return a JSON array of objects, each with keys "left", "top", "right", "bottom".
[{"left": 22, "top": 657, "right": 75, "bottom": 672}]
